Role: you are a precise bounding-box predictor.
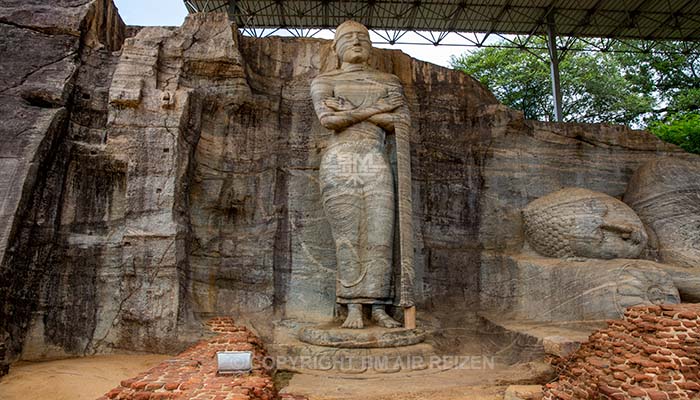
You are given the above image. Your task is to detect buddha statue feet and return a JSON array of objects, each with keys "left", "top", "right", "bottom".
[
  {"left": 371, "top": 305, "right": 401, "bottom": 328},
  {"left": 341, "top": 304, "right": 364, "bottom": 329}
]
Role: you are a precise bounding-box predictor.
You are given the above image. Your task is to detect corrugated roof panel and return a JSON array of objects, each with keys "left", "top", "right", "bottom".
[
  {"left": 510, "top": 7, "right": 546, "bottom": 25},
  {"left": 186, "top": 0, "right": 700, "bottom": 41},
  {"left": 514, "top": 0, "right": 550, "bottom": 8},
  {"left": 557, "top": 9, "right": 586, "bottom": 30},
  {"left": 473, "top": 21, "right": 495, "bottom": 32},
  {"left": 471, "top": 4, "right": 500, "bottom": 20},
  {"left": 643, "top": 1, "right": 673, "bottom": 14}
]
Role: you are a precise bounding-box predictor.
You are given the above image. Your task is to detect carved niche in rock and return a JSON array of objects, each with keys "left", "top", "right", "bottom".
[{"left": 523, "top": 188, "right": 648, "bottom": 259}]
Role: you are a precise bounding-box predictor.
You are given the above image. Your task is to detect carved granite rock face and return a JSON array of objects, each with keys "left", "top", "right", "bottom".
[
  {"left": 523, "top": 188, "right": 648, "bottom": 259},
  {"left": 624, "top": 159, "right": 700, "bottom": 269},
  {"left": 0, "top": 0, "right": 125, "bottom": 361},
  {"left": 481, "top": 255, "right": 680, "bottom": 322},
  {"left": 1, "top": 2, "right": 698, "bottom": 362}
]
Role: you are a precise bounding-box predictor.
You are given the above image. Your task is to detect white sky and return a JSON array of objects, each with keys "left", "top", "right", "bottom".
[{"left": 112, "top": 0, "right": 467, "bottom": 68}]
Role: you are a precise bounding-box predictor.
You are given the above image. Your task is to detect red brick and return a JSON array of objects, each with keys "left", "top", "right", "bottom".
[
  {"left": 646, "top": 390, "right": 669, "bottom": 400},
  {"left": 678, "top": 381, "right": 700, "bottom": 391},
  {"left": 550, "top": 389, "right": 573, "bottom": 400},
  {"left": 612, "top": 372, "right": 628, "bottom": 381},
  {"left": 658, "top": 383, "right": 678, "bottom": 392},
  {"left": 633, "top": 374, "right": 653, "bottom": 382},
  {"left": 120, "top": 379, "right": 136, "bottom": 388},
  {"left": 599, "top": 384, "right": 622, "bottom": 396},
  {"left": 150, "top": 394, "right": 174, "bottom": 400},
  {"left": 650, "top": 354, "right": 672, "bottom": 363},
  {"left": 145, "top": 382, "right": 163, "bottom": 391}
]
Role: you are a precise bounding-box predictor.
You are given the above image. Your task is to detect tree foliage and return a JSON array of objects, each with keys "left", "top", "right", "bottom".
[
  {"left": 647, "top": 112, "right": 700, "bottom": 154},
  {"left": 450, "top": 38, "right": 700, "bottom": 144}
]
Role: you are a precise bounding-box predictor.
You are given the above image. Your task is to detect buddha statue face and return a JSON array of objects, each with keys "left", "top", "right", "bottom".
[{"left": 333, "top": 21, "right": 372, "bottom": 64}]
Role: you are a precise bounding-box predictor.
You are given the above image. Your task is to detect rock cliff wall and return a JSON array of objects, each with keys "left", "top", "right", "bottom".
[
  {"left": 0, "top": 0, "right": 125, "bottom": 361},
  {"left": 0, "top": 2, "right": 697, "bottom": 362}
]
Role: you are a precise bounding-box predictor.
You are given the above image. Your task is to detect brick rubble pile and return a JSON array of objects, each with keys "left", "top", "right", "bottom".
[
  {"left": 544, "top": 304, "right": 700, "bottom": 400},
  {"left": 98, "top": 317, "right": 279, "bottom": 400}
]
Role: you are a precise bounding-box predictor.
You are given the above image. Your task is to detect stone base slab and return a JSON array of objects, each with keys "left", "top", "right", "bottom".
[
  {"left": 479, "top": 313, "right": 605, "bottom": 361},
  {"left": 271, "top": 320, "right": 441, "bottom": 376},
  {"left": 298, "top": 324, "right": 426, "bottom": 348}
]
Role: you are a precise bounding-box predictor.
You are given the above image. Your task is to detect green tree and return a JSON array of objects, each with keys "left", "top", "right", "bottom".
[
  {"left": 453, "top": 42, "right": 553, "bottom": 121},
  {"left": 450, "top": 38, "right": 700, "bottom": 127},
  {"left": 648, "top": 112, "right": 700, "bottom": 154},
  {"left": 450, "top": 38, "right": 700, "bottom": 152},
  {"left": 615, "top": 44, "right": 700, "bottom": 117}
]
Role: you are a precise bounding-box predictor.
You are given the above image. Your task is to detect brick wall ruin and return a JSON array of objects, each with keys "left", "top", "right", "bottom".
[
  {"left": 99, "top": 318, "right": 278, "bottom": 400},
  {"left": 545, "top": 304, "right": 700, "bottom": 400}
]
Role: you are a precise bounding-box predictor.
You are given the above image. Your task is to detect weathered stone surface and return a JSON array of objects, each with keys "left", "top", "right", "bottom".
[
  {"left": 298, "top": 324, "right": 425, "bottom": 348},
  {"left": 481, "top": 255, "right": 680, "bottom": 321},
  {"left": 272, "top": 320, "right": 437, "bottom": 375},
  {"left": 662, "top": 264, "right": 700, "bottom": 302},
  {"left": 543, "top": 336, "right": 581, "bottom": 358},
  {"left": 0, "top": 0, "right": 122, "bottom": 48},
  {"left": 0, "top": 333, "right": 8, "bottom": 377},
  {"left": 523, "top": 188, "right": 647, "bottom": 259},
  {"left": 1, "top": 2, "right": 699, "bottom": 365},
  {"left": 479, "top": 315, "right": 600, "bottom": 365},
  {"left": 0, "top": 0, "right": 124, "bottom": 363},
  {"left": 505, "top": 385, "right": 544, "bottom": 400},
  {"left": 624, "top": 158, "right": 700, "bottom": 269},
  {"left": 99, "top": 12, "right": 252, "bottom": 354}
]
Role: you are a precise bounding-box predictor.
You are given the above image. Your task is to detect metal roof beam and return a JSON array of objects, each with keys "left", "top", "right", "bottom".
[
  {"left": 194, "top": 1, "right": 700, "bottom": 42},
  {"left": 645, "top": 0, "right": 695, "bottom": 39},
  {"left": 481, "top": 0, "right": 513, "bottom": 43},
  {"left": 605, "top": 0, "right": 654, "bottom": 38},
  {"left": 568, "top": 0, "right": 604, "bottom": 37}
]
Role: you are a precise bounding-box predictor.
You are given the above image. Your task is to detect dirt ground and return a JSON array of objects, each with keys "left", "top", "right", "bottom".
[
  {"left": 0, "top": 354, "right": 170, "bottom": 400},
  {"left": 280, "top": 361, "right": 553, "bottom": 400},
  {"left": 0, "top": 355, "right": 551, "bottom": 400}
]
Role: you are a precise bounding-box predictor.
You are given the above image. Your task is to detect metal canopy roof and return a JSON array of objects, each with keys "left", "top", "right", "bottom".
[
  {"left": 183, "top": 1, "right": 700, "bottom": 123},
  {"left": 184, "top": 0, "right": 700, "bottom": 42}
]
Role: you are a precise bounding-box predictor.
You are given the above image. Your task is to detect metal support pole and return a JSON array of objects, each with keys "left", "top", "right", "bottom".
[
  {"left": 227, "top": 0, "right": 239, "bottom": 22},
  {"left": 546, "top": 13, "right": 563, "bottom": 122}
]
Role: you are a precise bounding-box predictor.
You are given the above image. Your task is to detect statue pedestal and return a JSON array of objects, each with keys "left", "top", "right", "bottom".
[
  {"left": 299, "top": 324, "right": 426, "bottom": 348},
  {"left": 271, "top": 320, "right": 438, "bottom": 376}
]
